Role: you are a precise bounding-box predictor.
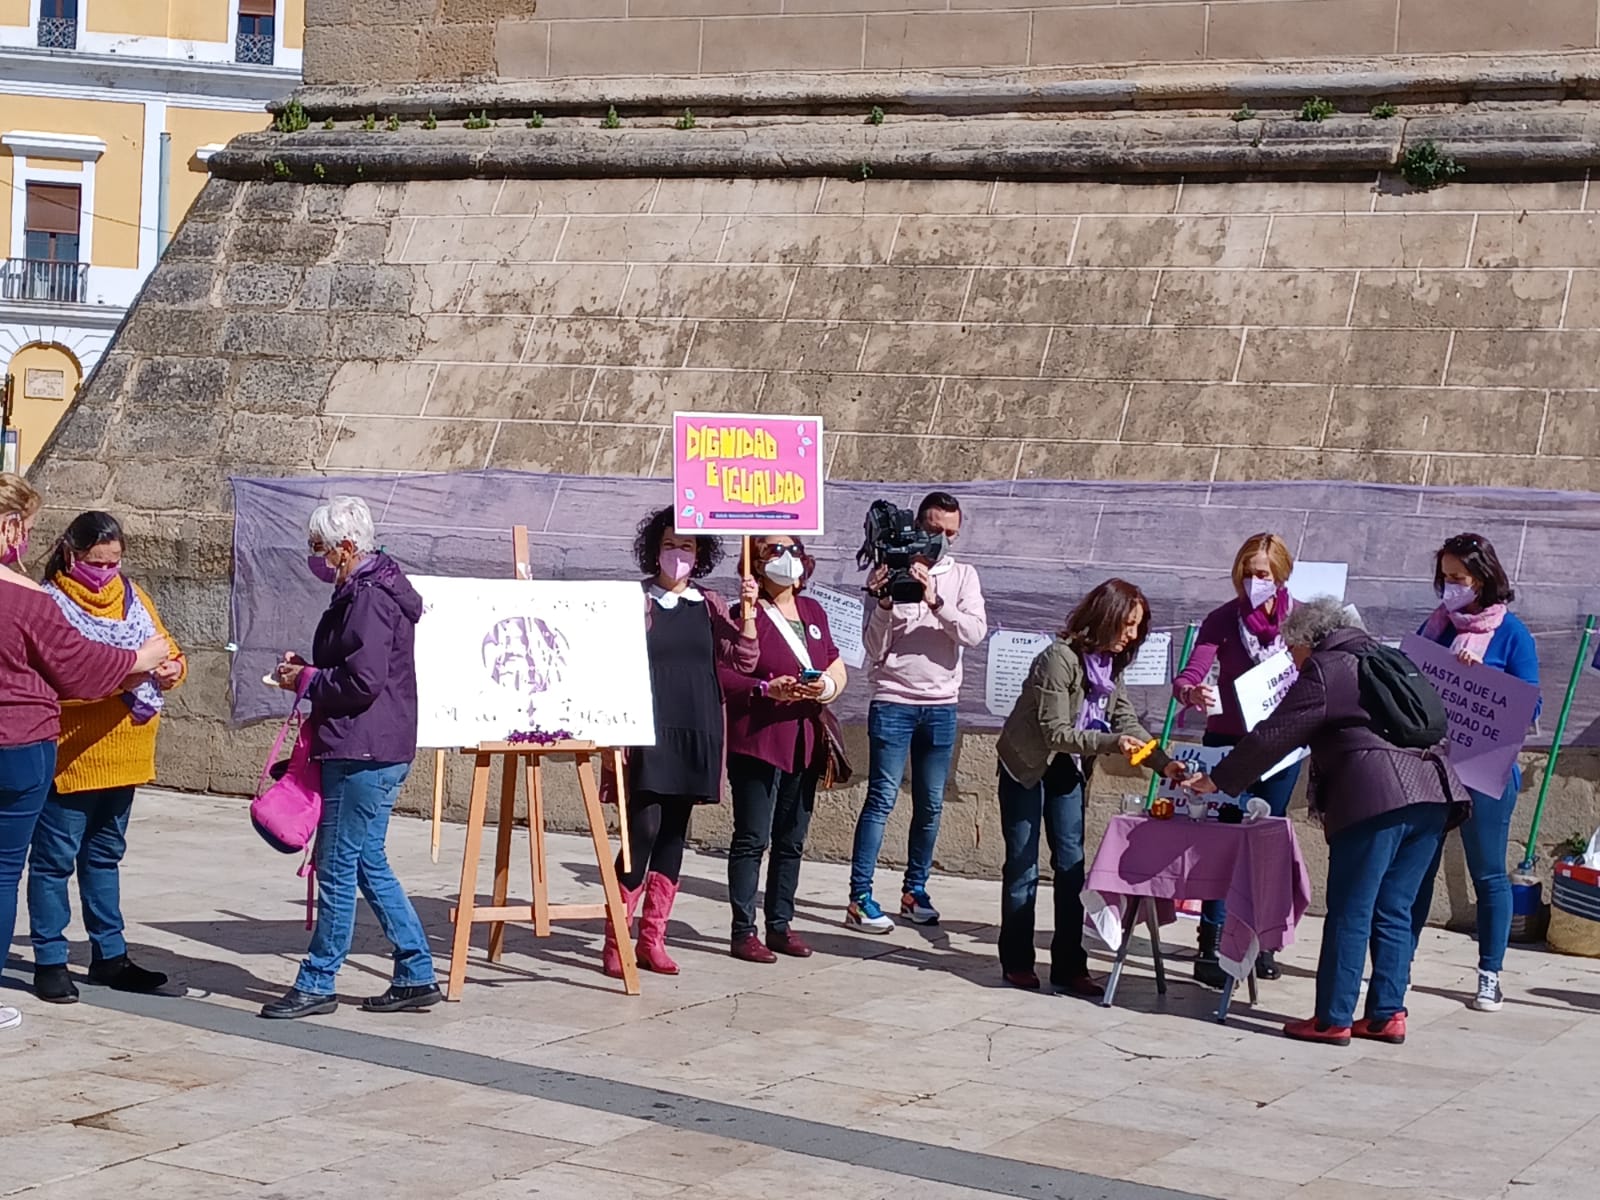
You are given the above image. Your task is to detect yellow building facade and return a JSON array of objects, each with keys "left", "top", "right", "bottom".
[{"left": 0, "top": 0, "right": 303, "bottom": 469}]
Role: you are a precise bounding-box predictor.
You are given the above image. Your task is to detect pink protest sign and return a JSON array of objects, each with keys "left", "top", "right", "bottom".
[{"left": 672, "top": 412, "right": 825, "bottom": 536}]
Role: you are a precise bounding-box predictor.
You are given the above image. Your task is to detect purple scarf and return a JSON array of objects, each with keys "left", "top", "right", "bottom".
[
  {"left": 1239, "top": 590, "right": 1292, "bottom": 665},
  {"left": 1076, "top": 650, "right": 1116, "bottom": 732}
]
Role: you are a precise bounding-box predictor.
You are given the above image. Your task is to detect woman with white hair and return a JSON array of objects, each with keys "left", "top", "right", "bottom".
[
  {"left": 261, "top": 496, "right": 438, "bottom": 1019},
  {"left": 1186, "top": 596, "right": 1469, "bottom": 1047}
]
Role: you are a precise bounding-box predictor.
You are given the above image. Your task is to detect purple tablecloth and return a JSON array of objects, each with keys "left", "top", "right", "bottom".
[{"left": 1083, "top": 813, "right": 1312, "bottom": 982}]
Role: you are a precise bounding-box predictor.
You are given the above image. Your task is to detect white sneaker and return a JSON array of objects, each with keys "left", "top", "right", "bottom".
[
  {"left": 0, "top": 1006, "right": 21, "bottom": 1031},
  {"left": 1473, "top": 970, "right": 1503, "bottom": 1012},
  {"left": 846, "top": 895, "right": 895, "bottom": 934}
]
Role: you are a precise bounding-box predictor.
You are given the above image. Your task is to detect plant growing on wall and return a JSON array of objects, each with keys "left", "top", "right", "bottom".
[
  {"left": 1398, "top": 139, "right": 1465, "bottom": 190},
  {"left": 275, "top": 100, "right": 309, "bottom": 134},
  {"left": 423, "top": 111, "right": 437, "bottom": 130},
  {"left": 675, "top": 108, "right": 696, "bottom": 131},
  {"left": 1297, "top": 96, "right": 1336, "bottom": 122},
  {"left": 361, "top": 113, "right": 377, "bottom": 131},
  {"left": 601, "top": 106, "right": 621, "bottom": 129},
  {"left": 464, "top": 111, "right": 492, "bottom": 129},
  {"left": 272, "top": 159, "right": 291, "bottom": 179},
  {"left": 1371, "top": 101, "right": 1398, "bottom": 119},
  {"left": 1231, "top": 105, "right": 1257, "bottom": 122},
  {"left": 526, "top": 112, "right": 544, "bottom": 129},
  {"left": 867, "top": 106, "right": 886, "bottom": 126},
  {"left": 322, "top": 117, "right": 335, "bottom": 131},
  {"left": 385, "top": 114, "right": 401, "bottom": 132}
]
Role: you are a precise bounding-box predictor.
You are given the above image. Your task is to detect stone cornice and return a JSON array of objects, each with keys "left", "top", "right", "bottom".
[
  {"left": 209, "top": 110, "right": 1600, "bottom": 184},
  {"left": 271, "top": 52, "right": 1600, "bottom": 121}
]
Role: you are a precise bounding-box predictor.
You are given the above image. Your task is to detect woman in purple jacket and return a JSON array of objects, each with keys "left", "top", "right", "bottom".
[
  {"left": 719, "top": 534, "right": 847, "bottom": 963},
  {"left": 1171, "top": 532, "right": 1301, "bottom": 986},
  {"left": 261, "top": 496, "right": 438, "bottom": 1020},
  {"left": 1188, "top": 597, "right": 1469, "bottom": 1047}
]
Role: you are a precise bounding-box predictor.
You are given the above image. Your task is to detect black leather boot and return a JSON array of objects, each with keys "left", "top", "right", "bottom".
[
  {"left": 1256, "top": 949, "right": 1282, "bottom": 980},
  {"left": 34, "top": 964, "right": 79, "bottom": 1005},
  {"left": 1194, "top": 924, "right": 1229, "bottom": 989}
]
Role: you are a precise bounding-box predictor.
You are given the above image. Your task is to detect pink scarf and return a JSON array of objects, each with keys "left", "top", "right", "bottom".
[{"left": 1421, "top": 603, "right": 1506, "bottom": 661}]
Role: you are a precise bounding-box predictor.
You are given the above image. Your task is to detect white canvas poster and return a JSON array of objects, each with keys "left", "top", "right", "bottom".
[
  {"left": 985, "top": 631, "right": 1053, "bottom": 717},
  {"left": 810, "top": 584, "right": 867, "bottom": 670},
  {"left": 411, "top": 577, "right": 656, "bottom": 749},
  {"left": 1122, "top": 631, "right": 1172, "bottom": 687},
  {"left": 1234, "top": 650, "right": 1309, "bottom": 779}
]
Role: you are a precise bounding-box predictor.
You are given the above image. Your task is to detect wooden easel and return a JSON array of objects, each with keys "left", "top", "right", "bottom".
[
  {"left": 445, "top": 739, "right": 639, "bottom": 999},
  {"left": 441, "top": 524, "right": 639, "bottom": 999}
]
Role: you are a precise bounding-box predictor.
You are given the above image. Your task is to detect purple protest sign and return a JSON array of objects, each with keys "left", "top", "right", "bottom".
[{"left": 1400, "top": 634, "right": 1541, "bottom": 796}]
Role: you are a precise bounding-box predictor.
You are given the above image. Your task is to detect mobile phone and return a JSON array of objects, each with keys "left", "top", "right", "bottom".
[{"left": 799, "top": 669, "right": 823, "bottom": 682}]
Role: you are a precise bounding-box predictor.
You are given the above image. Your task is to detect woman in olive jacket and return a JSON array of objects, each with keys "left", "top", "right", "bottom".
[{"left": 995, "top": 579, "right": 1178, "bottom": 997}]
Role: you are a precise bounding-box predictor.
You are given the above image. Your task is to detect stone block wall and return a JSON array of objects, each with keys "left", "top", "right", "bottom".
[
  {"left": 28, "top": 169, "right": 1600, "bottom": 920},
  {"left": 302, "top": 0, "right": 1600, "bottom": 85}
]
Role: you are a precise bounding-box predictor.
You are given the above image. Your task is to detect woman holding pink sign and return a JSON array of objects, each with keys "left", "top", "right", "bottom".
[
  {"left": 1410, "top": 533, "right": 1540, "bottom": 1015},
  {"left": 1171, "top": 532, "right": 1302, "bottom": 987}
]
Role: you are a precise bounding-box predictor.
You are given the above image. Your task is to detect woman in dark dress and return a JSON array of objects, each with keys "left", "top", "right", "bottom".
[{"left": 603, "top": 507, "right": 759, "bottom": 978}]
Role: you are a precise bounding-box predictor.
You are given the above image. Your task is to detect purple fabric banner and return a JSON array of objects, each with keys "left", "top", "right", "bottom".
[{"left": 230, "top": 471, "right": 1600, "bottom": 745}]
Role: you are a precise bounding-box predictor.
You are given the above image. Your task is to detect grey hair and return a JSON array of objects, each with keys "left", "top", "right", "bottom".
[
  {"left": 1282, "top": 595, "right": 1365, "bottom": 649},
  {"left": 308, "top": 495, "right": 377, "bottom": 553}
]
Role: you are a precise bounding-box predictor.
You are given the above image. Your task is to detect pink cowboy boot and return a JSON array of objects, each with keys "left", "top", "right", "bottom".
[
  {"left": 602, "top": 880, "right": 644, "bottom": 979},
  {"left": 636, "top": 872, "right": 681, "bottom": 975}
]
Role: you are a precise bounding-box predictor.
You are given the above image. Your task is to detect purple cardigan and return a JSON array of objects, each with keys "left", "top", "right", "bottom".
[
  {"left": 1173, "top": 597, "right": 1281, "bottom": 737},
  {"left": 720, "top": 594, "right": 840, "bottom": 775},
  {"left": 1210, "top": 628, "right": 1470, "bottom": 841}
]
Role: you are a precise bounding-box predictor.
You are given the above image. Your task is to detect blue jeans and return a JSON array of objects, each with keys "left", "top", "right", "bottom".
[
  {"left": 1200, "top": 732, "right": 1301, "bottom": 932},
  {"left": 1411, "top": 779, "right": 1516, "bottom": 972},
  {"left": 295, "top": 760, "right": 434, "bottom": 996},
  {"left": 28, "top": 785, "right": 136, "bottom": 967},
  {"left": 849, "top": 701, "right": 959, "bottom": 900},
  {"left": 997, "top": 766, "right": 1088, "bottom": 981},
  {"left": 1319, "top": 802, "right": 1448, "bottom": 1027},
  {"left": 0, "top": 742, "right": 56, "bottom": 973}
]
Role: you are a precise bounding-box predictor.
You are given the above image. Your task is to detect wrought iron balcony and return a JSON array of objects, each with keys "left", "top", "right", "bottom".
[
  {"left": 36, "top": 16, "right": 77, "bottom": 49},
  {"left": 235, "top": 31, "right": 275, "bottom": 65},
  {"left": 1, "top": 259, "right": 90, "bottom": 304}
]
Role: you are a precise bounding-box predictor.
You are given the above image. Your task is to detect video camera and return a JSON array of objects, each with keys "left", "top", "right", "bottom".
[{"left": 856, "top": 499, "right": 946, "bottom": 604}]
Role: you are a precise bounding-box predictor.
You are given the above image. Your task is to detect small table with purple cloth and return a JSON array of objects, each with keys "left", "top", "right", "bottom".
[{"left": 1083, "top": 813, "right": 1312, "bottom": 1022}]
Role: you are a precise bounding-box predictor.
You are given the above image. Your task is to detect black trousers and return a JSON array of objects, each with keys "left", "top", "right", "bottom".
[
  {"left": 615, "top": 791, "right": 693, "bottom": 891},
  {"left": 727, "top": 754, "right": 817, "bottom": 938}
]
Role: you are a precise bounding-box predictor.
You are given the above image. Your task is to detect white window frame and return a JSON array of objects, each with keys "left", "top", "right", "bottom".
[{"left": 4, "top": 130, "right": 104, "bottom": 271}]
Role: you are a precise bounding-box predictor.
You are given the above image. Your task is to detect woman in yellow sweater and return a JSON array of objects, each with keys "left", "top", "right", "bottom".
[{"left": 28, "top": 512, "right": 185, "bottom": 1004}]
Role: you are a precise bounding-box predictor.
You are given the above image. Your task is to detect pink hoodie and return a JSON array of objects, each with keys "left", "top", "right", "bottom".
[{"left": 864, "top": 559, "right": 988, "bottom": 705}]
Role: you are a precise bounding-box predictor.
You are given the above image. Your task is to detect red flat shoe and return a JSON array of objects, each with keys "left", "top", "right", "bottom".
[
  {"left": 766, "top": 930, "right": 813, "bottom": 958},
  {"left": 1003, "top": 969, "right": 1041, "bottom": 990},
  {"left": 1283, "top": 1016, "right": 1351, "bottom": 1045},
  {"left": 1353, "top": 1013, "right": 1406, "bottom": 1044},
  {"left": 730, "top": 933, "right": 777, "bottom": 964},
  {"left": 1052, "top": 972, "right": 1105, "bottom": 1000}
]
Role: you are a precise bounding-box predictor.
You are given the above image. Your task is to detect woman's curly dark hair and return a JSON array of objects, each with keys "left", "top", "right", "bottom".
[{"left": 634, "top": 506, "right": 724, "bottom": 579}]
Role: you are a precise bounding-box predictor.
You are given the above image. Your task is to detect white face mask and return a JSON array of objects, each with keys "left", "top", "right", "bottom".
[
  {"left": 1246, "top": 577, "right": 1277, "bottom": 610},
  {"left": 1442, "top": 582, "right": 1478, "bottom": 612},
  {"left": 763, "top": 554, "right": 805, "bottom": 587}
]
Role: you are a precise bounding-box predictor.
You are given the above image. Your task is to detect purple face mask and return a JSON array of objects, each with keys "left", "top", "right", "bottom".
[
  {"left": 307, "top": 553, "right": 339, "bottom": 584},
  {"left": 69, "top": 561, "right": 121, "bottom": 591}
]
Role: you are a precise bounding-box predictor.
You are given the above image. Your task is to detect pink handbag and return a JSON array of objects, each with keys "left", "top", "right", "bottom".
[{"left": 250, "top": 672, "right": 322, "bottom": 927}]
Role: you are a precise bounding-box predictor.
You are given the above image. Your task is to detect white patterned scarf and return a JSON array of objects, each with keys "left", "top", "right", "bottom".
[{"left": 44, "top": 579, "right": 163, "bottom": 724}]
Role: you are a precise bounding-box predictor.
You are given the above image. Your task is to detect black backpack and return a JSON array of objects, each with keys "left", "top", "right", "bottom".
[{"left": 1345, "top": 640, "right": 1449, "bottom": 749}]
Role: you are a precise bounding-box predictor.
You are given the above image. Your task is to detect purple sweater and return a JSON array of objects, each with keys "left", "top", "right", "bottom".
[
  {"left": 720, "top": 595, "right": 839, "bottom": 775},
  {"left": 1172, "top": 597, "right": 1281, "bottom": 738}
]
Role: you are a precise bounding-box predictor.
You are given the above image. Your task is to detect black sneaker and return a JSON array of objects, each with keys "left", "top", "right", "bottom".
[
  {"left": 1255, "top": 950, "right": 1282, "bottom": 981},
  {"left": 87, "top": 955, "right": 169, "bottom": 994},
  {"left": 34, "top": 964, "right": 79, "bottom": 1005},
  {"left": 361, "top": 984, "right": 442, "bottom": 1014},
  {"left": 260, "top": 988, "right": 339, "bottom": 1020}
]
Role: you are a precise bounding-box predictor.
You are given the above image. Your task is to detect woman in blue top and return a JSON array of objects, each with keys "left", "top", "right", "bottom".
[{"left": 1410, "top": 533, "right": 1539, "bottom": 1015}]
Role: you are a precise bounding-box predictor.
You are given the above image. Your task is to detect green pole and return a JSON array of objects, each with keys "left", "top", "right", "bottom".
[
  {"left": 1519, "top": 614, "right": 1597, "bottom": 871},
  {"left": 1145, "top": 622, "right": 1202, "bottom": 808}
]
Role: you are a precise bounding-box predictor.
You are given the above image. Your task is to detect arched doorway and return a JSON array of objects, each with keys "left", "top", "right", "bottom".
[{"left": 3, "top": 342, "right": 82, "bottom": 471}]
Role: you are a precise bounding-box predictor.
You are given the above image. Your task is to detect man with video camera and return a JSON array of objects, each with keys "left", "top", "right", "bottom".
[{"left": 846, "top": 492, "right": 987, "bottom": 932}]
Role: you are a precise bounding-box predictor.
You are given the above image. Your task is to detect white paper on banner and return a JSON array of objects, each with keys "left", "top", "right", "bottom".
[
  {"left": 986, "top": 631, "right": 1053, "bottom": 717},
  {"left": 809, "top": 585, "right": 867, "bottom": 669},
  {"left": 1234, "top": 650, "right": 1309, "bottom": 779},
  {"left": 1287, "top": 561, "right": 1349, "bottom": 603},
  {"left": 1155, "top": 743, "right": 1244, "bottom": 814},
  {"left": 1400, "top": 634, "right": 1541, "bottom": 796},
  {"left": 1203, "top": 661, "right": 1224, "bottom": 717},
  {"left": 411, "top": 577, "right": 656, "bottom": 749},
  {"left": 1122, "top": 631, "right": 1172, "bottom": 687}
]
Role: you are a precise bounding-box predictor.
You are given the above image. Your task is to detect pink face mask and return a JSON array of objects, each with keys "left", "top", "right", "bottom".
[
  {"left": 69, "top": 561, "right": 121, "bottom": 591},
  {"left": 1246, "top": 577, "right": 1278, "bottom": 610},
  {"left": 659, "top": 546, "right": 696, "bottom": 583}
]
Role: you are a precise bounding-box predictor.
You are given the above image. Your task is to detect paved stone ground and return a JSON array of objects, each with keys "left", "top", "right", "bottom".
[{"left": 3, "top": 789, "right": 1599, "bottom": 1200}]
